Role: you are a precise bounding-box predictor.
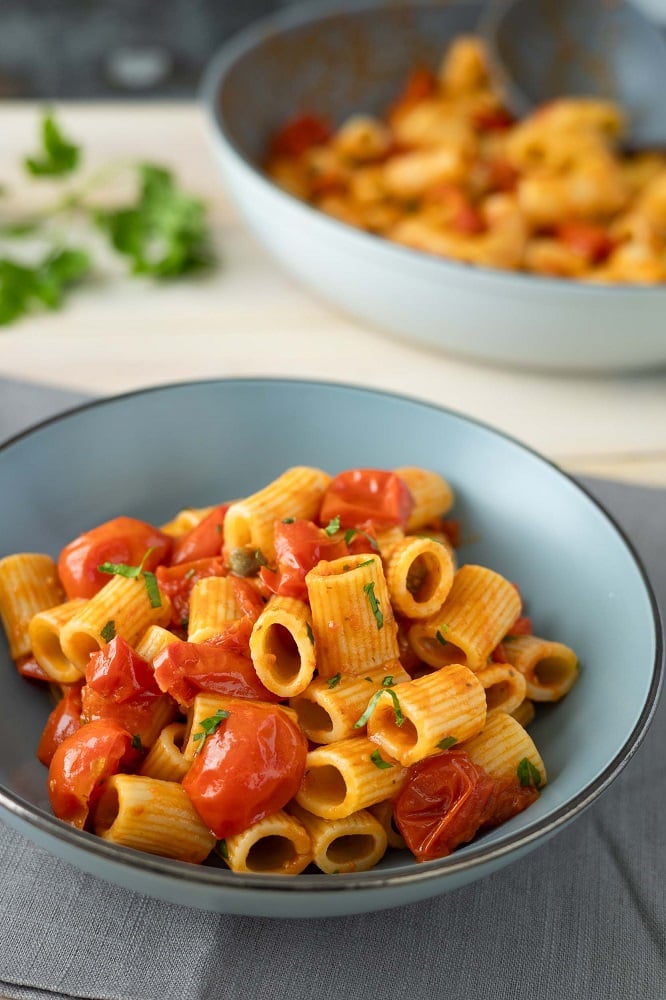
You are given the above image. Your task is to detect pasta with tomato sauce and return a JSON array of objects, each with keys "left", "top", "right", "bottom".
[{"left": 0, "top": 465, "right": 578, "bottom": 874}]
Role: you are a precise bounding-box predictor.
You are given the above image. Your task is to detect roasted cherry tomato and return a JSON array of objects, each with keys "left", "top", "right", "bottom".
[
  {"left": 156, "top": 555, "right": 227, "bottom": 629},
  {"left": 85, "top": 636, "right": 160, "bottom": 702},
  {"left": 269, "top": 113, "right": 332, "bottom": 159},
  {"left": 37, "top": 682, "right": 83, "bottom": 767},
  {"left": 58, "top": 516, "right": 172, "bottom": 600},
  {"left": 169, "top": 504, "right": 230, "bottom": 566},
  {"left": 555, "top": 221, "right": 615, "bottom": 264},
  {"left": 319, "top": 469, "right": 414, "bottom": 531},
  {"left": 16, "top": 654, "right": 50, "bottom": 683},
  {"left": 47, "top": 719, "right": 133, "bottom": 829},
  {"left": 153, "top": 618, "right": 279, "bottom": 706},
  {"left": 183, "top": 699, "right": 308, "bottom": 838},
  {"left": 387, "top": 67, "right": 437, "bottom": 123},
  {"left": 259, "top": 519, "right": 349, "bottom": 601},
  {"left": 394, "top": 750, "right": 496, "bottom": 861}
]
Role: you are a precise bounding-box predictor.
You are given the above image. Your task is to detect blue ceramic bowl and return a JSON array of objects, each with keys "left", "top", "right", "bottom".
[
  {"left": 0, "top": 379, "right": 661, "bottom": 917},
  {"left": 201, "top": 0, "right": 666, "bottom": 373}
]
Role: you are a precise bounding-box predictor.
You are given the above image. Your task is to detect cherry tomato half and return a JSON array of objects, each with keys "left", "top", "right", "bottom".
[
  {"left": 47, "top": 719, "right": 132, "bottom": 829},
  {"left": 153, "top": 619, "right": 279, "bottom": 706},
  {"left": 394, "top": 750, "right": 496, "bottom": 861},
  {"left": 155, "top": 555, "right": 227, "bottom": 629},
  {"left": 269, "top": 113, "right": 332, "bottom": 159},
  {"left": 58, "top": 516, "right": 172, "bottom": 600},
  {"left": 183, "top": 699, "right": 308, "bottom": 838},
  {"left": 37, "top": 682, "right": 83, "bottom": 767},
  {"left": 556, "top": 221, "right": 615, "bottom": 264},
  {"left": 318, "top": 469, "right": 414, "bottom": 531},
  {"left": 85, "top": 636, "right": 160, "bottom": 702},
  {"left": 259, "top": 519, "right": 349, "bottom": 601},
  {"left": 169, "top": 504, "right": 230, "bottom": 566}
]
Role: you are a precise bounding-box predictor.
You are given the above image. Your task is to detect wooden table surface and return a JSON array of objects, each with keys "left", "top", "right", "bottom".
[{"left": 1, "top": 102, "right": 666, "bottom": 485}]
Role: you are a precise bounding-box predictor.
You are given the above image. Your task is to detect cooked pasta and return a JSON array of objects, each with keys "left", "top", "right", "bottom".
[{"left": 1, "top": 462, "right": 578, "bottom": 874}]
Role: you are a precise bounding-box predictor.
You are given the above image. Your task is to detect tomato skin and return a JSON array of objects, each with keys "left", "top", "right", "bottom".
[
  {"left": 394, "top": 750, "right": 496, "bottom": 861},
  {"left": 48, "top": 719, "right": 132, "bottom": 829},
  {"left": 318, "top": 469, "right": 414, "bottom": 531},
  {"left": 169, "top": 504, "right": 229, "bottom": 566},
  {"left": 259, "top": 519, "right": 349, "bottom": 601},
  {"left": 556, "top": 221, "right": 615, "bottom": 263},
  {"left": 387, "top": 67, "right": 437, "bottom": 123},
  {"left": 58, "top": 516, "right": 172, "bottom": 600},
  {"left": 85, "top": 636, "right": 160, "bottom": 701},
  {"left": 16, "top": 654, "right": 50, "bottom": 682},
  {"left": 156, "top": 555, "right": 227, "bottom": 628},
  {"left": 269, "top": 113, "right": 332, "bottom": 159},
  {"left": 37, "top": 682, "right": 83, "bottom": 767},
  {"left": 183, "top": 700, "right": 308, "bottom": 838},
  {"left": 153, "top": 619, "right": 279, "bottom": 706}
]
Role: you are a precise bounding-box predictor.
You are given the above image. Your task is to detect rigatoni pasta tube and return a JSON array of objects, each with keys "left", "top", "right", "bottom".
[
  {"left": 384, "top": 535, "right": 455, "bottom": 619},
  {"left": 93, "top": 774, "right": 216, "bottom": 863},
  {"left": 135, "top": 625, "right": 182, "bottom": 664},
  {"left": 159, "top": 505, "right": 214, "bottom": 537},
  {"left": 28, "top": 598, "right": 87, "bottom": 683},
  {"left": 139, "top": 722, "right": 190, "bottom": 781},
  {"left": 305, "top": 553, "right": 399, "bottom": 679},
  {"left": 223, "top": 466, "right": 331, "bottom": 563},
  {"left": 188, "top": 577, "right": 244, "bottom": 644},
  {"left": 60, "top": 575, "right": 171, "bottom": 672},
  {"left": 249, "top": 595, "right": 316, "bottom": 698},
  {"left": 511, "top": 699, "right": 536, "bottom": 728},
  {"left": 369, "top": 800, "right": 406, "bottom": 850},
  {"left": 296, "top": 736, "right": 407, "bottom": 820},
  {"left": 366, "top": 663, "right": 486, "bottom": 766},
  {"left": 222, "top": 810, "right": 312, "bottom": 875},
  {"left": 393, "top": 467, "right": 455, "bottom": 529},
  {"left": 289, "top": 660, "right": 410, "bottom": 744},
  {"left": 290, "top": 802, "right": 387, "bottom": 874},
  {"left": 0, "top": 553, "right": 64, "bottom": 660},
  {"left": 502, "top": 635, "right": 579, "bottom": 702},
  {"left": 475, "top": 663, "right": 527, "bottom": 716},
  {"left": 461, "top": 711, "right": 546, "bottom": 788},
  {"left": 408, "top": 565, "right": 521, "bottom": 671}
]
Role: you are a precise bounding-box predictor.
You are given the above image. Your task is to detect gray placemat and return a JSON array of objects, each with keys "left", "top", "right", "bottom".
[{"left": 0, "top": 381, "right": 664, "bottom": 1000}]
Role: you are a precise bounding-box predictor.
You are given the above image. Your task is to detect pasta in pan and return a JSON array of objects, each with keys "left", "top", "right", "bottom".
[
  {"left": 0, "top": 464, "right": 579, "bottom": 873},
  {"left": 265, "top": 35, "right": 666, "bottom": 284}
]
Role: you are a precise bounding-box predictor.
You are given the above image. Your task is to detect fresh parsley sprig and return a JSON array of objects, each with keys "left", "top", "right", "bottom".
[{"left": 97, "top": 548, "right": 163, "bottom": 608}]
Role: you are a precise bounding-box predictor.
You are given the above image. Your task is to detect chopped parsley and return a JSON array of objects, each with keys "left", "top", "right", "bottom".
[
  {"left": 435, "top": 626, "right": 449, "bottom": 647},
  {"left": 382, "top": 675, "right": 394, "bottom": 687},
  {"left": 192, "top": 709, "right": 230, "bottom": 753},
  {"left": 370, "top": 749, "right": 394, "bottom": 770},
  {"left": 254, "top": 549, "right": 268, "bottom": 567},
  {"left": 98, "top": 548, "right": 162, "bottom": 608},
  {"left": 131, "top": 734, "right": 143, "bottom": 751},
  {"left": 354, "top": 688, "right": 404, "bottom": 729},
  {"left": 282, "top": 517, "right": 295, "bottom": 524},
  {"left": 100, "top": 619, "right": 116, "bottom": 643},
  {"left": 327, "top": 672, "right": 342, "bottom": 689},
  {"left": 344, "top": 528, "right": 379, "bottom": 551},
  {"left": 324, "top": 515, "right": 341, "bottom": 536},
  {"left": 437, "top": 736, "right": 457, "bottom": 751},
  {"left": 363, "top": 581, "right": 384, "bottom": 630},
  {"left": 215, "top": 839, "right": 229, "bottom": 861},
  {"left": 306, "top": 622, "right": 315, "bottom": 645},
  {"left": 517, "top": 757, "right": 542, "bottom": 789},
  {"left": 358, "top": 558, "right": 375, "bottom": 568}
]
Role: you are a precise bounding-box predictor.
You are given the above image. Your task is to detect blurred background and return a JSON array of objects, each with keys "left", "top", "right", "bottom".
[{"left": 3, "top": 0, "right": 665, "bottom": 101}]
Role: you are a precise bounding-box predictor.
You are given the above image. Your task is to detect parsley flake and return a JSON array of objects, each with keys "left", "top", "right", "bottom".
[
  {"left": 98, "top": 548, "right": 162, "bottom": 608},
  {"left": 435, "top": 627, "right": 449, "bottom": 647},
  {"left": 437, "top": 736, "right": 458, "bottom": 751},
  {"left": 306, "top": 622, "right": 315, "bottom": 645},
  {"left": 215, "top": 839, "right": 229, "bottom": 861},
  {"left": 382, "top": 675, "right": 394, "bottom": 687},
  {"left": 324, "top": 515, "right": 341, "bottom": 536},
  {"left": 24, "top": 111, "right": 80, "bottom": 177},
  {"left": 363, "top": 581, "right": 384, "bottom": 630},
  {"left": 517, "top": 757, "right": 543, "bottom": 789},
  {"left": 100, "top": 619, "right": 116, "bottom": 643},
  {"left": 192, "top": 709, "right": 231, "bottom": 753},
  {"left": 354, "top": 688, "right": 404, "bottom": 729},
  {"left": 344, "top": 528, "right": 379, "bottom": 551},
  {"left": 370, "top": 749, "right": 394, "bottom": 770},
  {"left": 131, "top": 734, "right": 143, "bottom": 751},
  {"left": 0, "top": 249, "right": 91, "bottom": 326},
  {"left": 358, "top": 558, "right": 375, "bottom": 568},
  {"left": 327, "top": 673, "right": 342, "bottom": 689},
  {"left": 282, "top": 517, "right": 295, "bottom": 524}
]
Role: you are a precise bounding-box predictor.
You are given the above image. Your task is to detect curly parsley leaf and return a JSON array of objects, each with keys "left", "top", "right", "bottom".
[
  {"left": 24, "top": 111, "right": 80, "bottom": 177},
  {"left": 0, "top": 249, "right": 91, "bottom": 326},
  {"left": 94, "top": 164, "right": 214, "bottom": 278}
]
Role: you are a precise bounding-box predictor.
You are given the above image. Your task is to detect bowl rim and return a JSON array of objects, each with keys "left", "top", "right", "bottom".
[
  {"left": 0, "top": 376, "right": 663, "bottom": 895},
  {"left": 200, "top": 0, "right": 666, "bottom": 300}
]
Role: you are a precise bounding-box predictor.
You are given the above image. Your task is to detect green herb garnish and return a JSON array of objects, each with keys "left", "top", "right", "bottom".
[
  {"left": 382, "top": 675, "right": 394, "bottom": 687},
  {"left": 215, "top": 839, "right": 229, "bottom": 861},
  {"left": 344, "top": 528, "right": 379, "bottom": 551},
  {"left": 324, "top": 515, "right": 341, "bottom": 536},
  {"left": 100, "top": 619, "right": 116, "bottom": 643},
  {"left": 358, "top": 559, "right": 375, "bottom": 568},
  {"left": 437, "top": 736, "right": 457, "bottom": 751},
  {"left": 370, "top": 749, "right": 394, "bottom": 770},
  {"left": 363, "top": 581, "right": 384, "bottom": 630},
  {"left": 131, "top": 734, "right": 143, "bottom": 751},
  {"left": 98, "top": 548, "right": 162, "bottom": 608},
  {"left": 517, "top": 757, "right": 542, "bottom": 789},
  {"left": 306, "top": 622, "right": 315, "bottom": 645},
  {"left": 192, "top": 709, "right": 231, "bottom": 753},
  {"left": 0, "top": 250, "right": 91, "bottom": 326},
  {"left": 354, "top": 688, "right": 404, "bottom": 729},
  {"left": 327, "top": 673, "right": 342, "bottom": 688},
  {"left": 435, "top": 627, "right": 449, "bottom": 647},
  {"left": 282, "top": 517, "right": 295, "bottom": 524},
  {"left": 24, "top": 111, "right": 80, "bottom": 177}
]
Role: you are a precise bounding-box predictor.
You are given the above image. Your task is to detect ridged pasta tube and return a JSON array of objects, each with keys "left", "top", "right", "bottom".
[
  {"left": 384, "top": 535, "right": 455, "bottom": 619},
  {"left": 289, "top": 660, "right": 410, "bottom": 744},
  {"left": 222, "top": 810, "right": 312, "bottom": 875},
  {"left": 139, "top": 722, "right": 190, "bottom": 782},
  {"left": 366, "top": 663, "right": 486, "bottom": 766},
  {"left": 223, "top": 466, "right": 331, "bottom": 563},
  {"left": 461, "top": 711, "right": 546, "bottom": 788},
  {"left": 502, "top": 635, "right": 579, "bottom": 702},
  {"left": 296, "top": 736, "right": 407, "bottom": 820},
  {"left": 94, "top": 774, "right": 216, "bottom": 863},
  {"left": 393, "top": 466, "right": 455, "bottom": 529},
  {"left": 159, "top": 505, "right": 215, "bottom": 537},
  {"left": 188, "top": 577, "right": 244, "bottom": 644},
  {"left": 60, "top": 575, "right": 171, "bottom": 672},
  {"left": 368, "top": 800, "right": 406, "bottom": 851},
  {"left": 475, "top": 662, "right": 527, "bottom": 716},
  {"left": 290, "top": 802, "right": 387, "bottom": 874},
  {"left": 28, "top": 598, "right": 87, "bottom": 683},
  {"left": 305, "top": 553, "right": 399, "bottom": 679},
  {"left": 249, "top": 595, "right": 316, "bottom": 698},
  {"left": 0, "top": 553, "right": 64, "bottom": 659},
  {"left": 408, "top": 565, "right": 521, "bottom": 671},
  {"left": 135, "top": 625, "right": 182, "bottom": 664}
]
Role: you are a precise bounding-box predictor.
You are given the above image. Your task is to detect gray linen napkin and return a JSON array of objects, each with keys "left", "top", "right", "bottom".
[{"left": 0, "top": 381, "right": 664, "bottom": 1000}]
